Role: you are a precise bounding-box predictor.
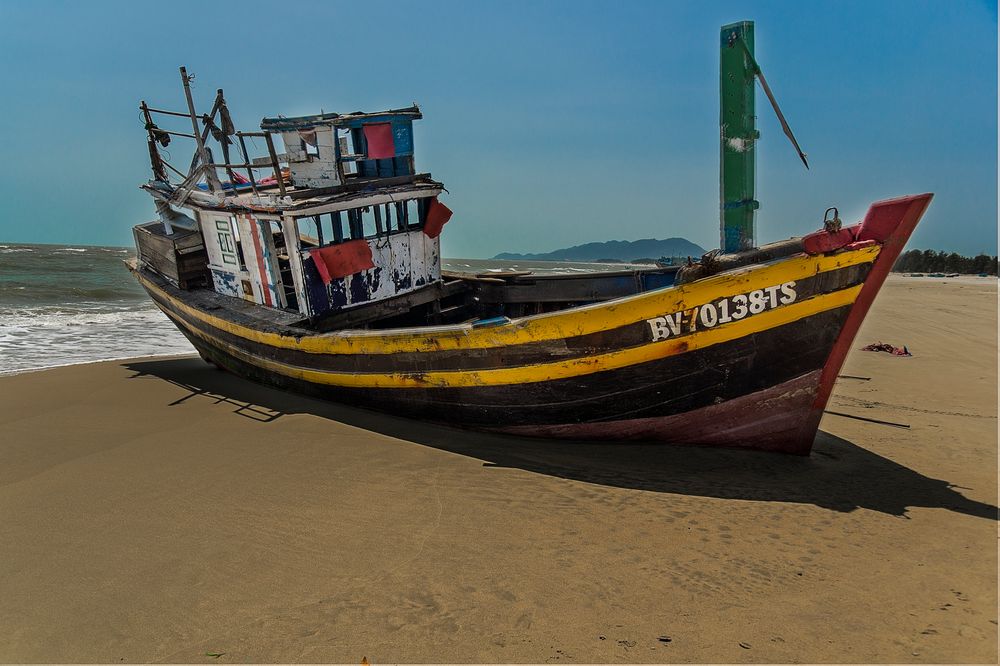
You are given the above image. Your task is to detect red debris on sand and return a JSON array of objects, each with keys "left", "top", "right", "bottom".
[{"left": 861, "top": 342, "right": 912, "bottom": 356}]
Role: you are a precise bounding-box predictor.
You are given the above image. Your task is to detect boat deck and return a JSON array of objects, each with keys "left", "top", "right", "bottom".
[
  {"left": 129, "top": 257, "right": 684, "bottom": 336},
  {"left": 127, "top": 259, "right": 311, "bottom": 334}
]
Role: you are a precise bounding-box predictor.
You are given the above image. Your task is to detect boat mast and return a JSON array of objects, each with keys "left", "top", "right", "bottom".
[
  {"left": 720, "top": 20, "right": 757, "bottom": 253},
  {"left": 720, "top": 21, "right": 810, "bottom": 253},
  {"left": 180, "top": 66, "right": 222, "bottom": 193}
]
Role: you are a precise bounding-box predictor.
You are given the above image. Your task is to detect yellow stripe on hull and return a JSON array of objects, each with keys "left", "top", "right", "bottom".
[
  {"left": 139, "top": 244, "right": 880, "bottom": 357},
  {"left": 160, "top": 283, "right": 862, "bottom": 388}
]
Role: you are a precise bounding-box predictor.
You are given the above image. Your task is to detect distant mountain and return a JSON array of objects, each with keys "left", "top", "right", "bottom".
[{"left": 493, "top": 238, "right": 707, "bottom": 262}]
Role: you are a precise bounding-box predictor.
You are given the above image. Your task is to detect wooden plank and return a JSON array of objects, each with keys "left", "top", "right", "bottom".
[
  {"left": 134, "top": 222, "right": 208, "bottom": 288},
  {"left": 312, "top": 280, "right": 470, "bottom": 331},
  {"left": 286, "top": 173, "right": 428, "bottom": 200},
  {"left": 251, "top": 154, "right": 288, "bottom": 166}
]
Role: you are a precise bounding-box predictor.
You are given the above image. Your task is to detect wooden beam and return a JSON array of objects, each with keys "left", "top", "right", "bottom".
[
  {"left": 140, "top": 100, "right": 168, "bottom": 181},
  {"left": 237, "top": 133, "right": 259, "bottom": 195},
  {"left": 179, "top": 67, "right": 222, "bottom": 192},
  {"left": 145, "top": 106, "right": 194, "bottom": 118},
  {"left": 263, "top": 131, "right": 286, "bottom": 196},
  {"left": 312, "top": 280, "right": 470, "bottom": 331},
  {"left": 286, "top": 173, "right": 429, "bottom": 200}
]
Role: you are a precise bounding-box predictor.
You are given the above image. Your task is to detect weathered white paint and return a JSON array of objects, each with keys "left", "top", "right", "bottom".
[
  {"left": 253, "top": 216, "right": 287, "bottom": 309},
  {"left": 199, "top": 212, "right": 245, "bottom": 299},
  {"left": 281, "top": 215, "right": 310, "bottom": 315},
  {"left": 234, "top": 215, "right": 265, "bottom": 305},
  {"left": 279, "top": 127, "right": 342, "bottom": 189},
  {"left": 294, "top": 187, "right": 442, "bottom": 217},
  {"left": 211, "top": 269, "right": 242, "bottom": 298},
  {"left": 303, "top": 228, "right": 441, "bottom": 313}
]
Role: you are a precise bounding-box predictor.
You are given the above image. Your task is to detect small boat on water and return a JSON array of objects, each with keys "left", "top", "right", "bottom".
[{"left": 128, "top": 22, "right": 931, "bottom": 454}]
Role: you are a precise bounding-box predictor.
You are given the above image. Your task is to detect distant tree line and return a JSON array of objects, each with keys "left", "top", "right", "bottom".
[{"left": 892, "top": 249, "right": 997, "bottom": 275}]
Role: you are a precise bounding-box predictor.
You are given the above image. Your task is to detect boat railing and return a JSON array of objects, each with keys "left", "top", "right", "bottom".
[{"left": 140, "top": 68, "right": 287, "bottom": 198}]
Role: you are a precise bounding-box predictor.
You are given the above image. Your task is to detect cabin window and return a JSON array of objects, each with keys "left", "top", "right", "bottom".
[
  {"left": 296, "top": 216, "right": 321, "bottom": 248},
  {"left": 297, "top": 213, "right": 350, "bottom": 247},
  {"left": 231, "top": 217, "right": 247, "bottom": 271},
  {"left": 360, "top": 207, "right": 378, "bottom": 239},
  {"left": 295, "top": 199, "right": 429, "bottom": 251},
  {"left": 299, "top": 129, "right": 319, "bottom": 159},
  {"left": 332, "top": 211, "right": 346, "bottom": 243},
  {"left": 337, "top": 130, "right": 357, "bottom": 176},
  {"left": 384, "top": 203, "right": 402, "bottom": 232},
  {"left": 405, "top": 199, "right": 425, "bottom": 230},
  {"left": 346, "top": 209, "right": 364, "bottom": 240}
]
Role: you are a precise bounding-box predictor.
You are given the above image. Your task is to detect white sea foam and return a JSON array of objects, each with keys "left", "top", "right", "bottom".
[{"left": 0, "top": 303, "right": 194, "bottom": 375}]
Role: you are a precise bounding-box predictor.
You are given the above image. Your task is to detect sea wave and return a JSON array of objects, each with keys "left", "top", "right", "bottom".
[
  {"left": 0, "top": 303, "right": 194, "bottom": 375},
  {"left": 1, "top": 242, "right": 642, "bottom": 375}
]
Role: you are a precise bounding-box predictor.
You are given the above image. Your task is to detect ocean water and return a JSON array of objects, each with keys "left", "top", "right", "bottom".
[
  {"left": 0, "top": 243, "right": 648, "bottom": 376},
  {"left": 0, "top": 243, "right": 195, "bottom": 375}
]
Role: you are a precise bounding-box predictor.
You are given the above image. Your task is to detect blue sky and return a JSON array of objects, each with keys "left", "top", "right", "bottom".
[{"left": 0, "top": 0, "right": 996, "bottom": 256}]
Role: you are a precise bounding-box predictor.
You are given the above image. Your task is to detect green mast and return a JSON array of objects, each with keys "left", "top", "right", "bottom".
[{"left": 720, "top": 20, "right": 758, "bottom": 253}]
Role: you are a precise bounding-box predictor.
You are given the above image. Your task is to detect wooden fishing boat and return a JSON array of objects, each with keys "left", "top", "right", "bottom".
[{"left": 128, "top": 23, "right": 932, "bottom": 454}]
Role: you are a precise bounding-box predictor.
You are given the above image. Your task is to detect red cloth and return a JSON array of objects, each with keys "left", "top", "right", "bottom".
[
  {"left": 802, "top": 224, "right": 859, "bottom": 255},
  {"left": 258, "top": 168, "right": 288, "bottom": 186},
  {"left": 423, "top": 198, "right": 453, "bottom": 239},
  {"left": 363, "top": 123, "right": 395, "bottom": 159},
  {"left": 309, "top": 240, "right": 374, "bottom": 283}
]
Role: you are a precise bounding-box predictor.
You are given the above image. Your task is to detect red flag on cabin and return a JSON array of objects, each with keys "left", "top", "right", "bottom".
[
  {"left": 423, "top": 197, "right": 453, "bottom": 239},
  {"left": 308, "top": 240, "right": 375, "bottom": 284},
  {"left": 363, "top": 123, "right": 396, "bottom": 159}
]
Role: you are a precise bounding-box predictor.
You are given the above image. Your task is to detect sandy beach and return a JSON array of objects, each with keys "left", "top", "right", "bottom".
[{"left": 0, "top": 275, "right": 995, "bottom": 663}]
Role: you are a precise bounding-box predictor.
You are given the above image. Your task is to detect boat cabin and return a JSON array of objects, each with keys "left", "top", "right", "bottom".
[
  {"left": 134, "top": 82, "right": 454, "bottom": 328},
  {"left": 260, "top": 107, "right": 421, "bottom": 187},
  {"left": 134, "top": 70, "right": 684, "bottom": 333}
]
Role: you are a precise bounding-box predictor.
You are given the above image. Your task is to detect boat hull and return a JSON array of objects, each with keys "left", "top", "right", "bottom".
[{"left": 132, "top": 194, "right": 932, "bottom": 454}]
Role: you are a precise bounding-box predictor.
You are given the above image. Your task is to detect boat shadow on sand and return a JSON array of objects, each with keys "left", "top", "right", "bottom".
[{"left": 124, "top": 357, "right": 997, "bottom": 521}]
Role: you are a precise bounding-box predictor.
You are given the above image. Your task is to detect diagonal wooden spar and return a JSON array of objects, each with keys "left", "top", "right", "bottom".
[{"left": 733, "top": 34, "right": 810, "bottom": 170}]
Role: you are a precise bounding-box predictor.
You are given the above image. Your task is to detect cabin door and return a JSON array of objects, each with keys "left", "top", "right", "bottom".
[
  {"left": 201, "top": 213, "right": 250, "bottom": 300},
  {"left": 234, "top": 214, "right": 285, "bottom": 308},
  {"left": 264, "top": 219, "right": 300, "bottom": 312}
]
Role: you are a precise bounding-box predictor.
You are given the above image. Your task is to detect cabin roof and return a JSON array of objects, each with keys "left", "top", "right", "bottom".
[
  {"left": 260, "top": 105, "right": 422, "bottom": 131},
  {"left": 141, "top": 173, "right": 443, "bottom": 217}
]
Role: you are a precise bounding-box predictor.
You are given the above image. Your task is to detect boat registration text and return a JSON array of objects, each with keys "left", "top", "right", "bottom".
[{"left": 646, "top": 281, "right": 797, "bottom": 341}]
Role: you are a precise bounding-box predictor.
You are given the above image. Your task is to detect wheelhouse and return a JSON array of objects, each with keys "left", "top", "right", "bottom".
[{"left": 134, "top": 74, "right": 453, "bottom": 328}]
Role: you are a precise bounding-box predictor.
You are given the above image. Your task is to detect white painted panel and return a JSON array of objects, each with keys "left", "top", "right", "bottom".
[
  {"left": 201, "top": 213, "right": 240, "bottom": 271},
  {"left": 200, "top": 213, "right": 246, "bottom": 299},
  {"left": 255, "top": 217, "right": 286, "bottom": 309},
  {"left": 281, "top": 127, "right": 341, "bottom": 188},
  {"left": 280, "top": 131, "right": 307, "bottom": 162},
  {"left": 281, "top": 216, "right": 309, "bottom": 315},
  {"left": 235, "top": 215, "right": 264, "bottom": 305},
  {"left": 295, "top": 188, "right": 443, "bottom": 217},
  {"left": 211, "top": 269, "right": 242, "bottom": 298}
]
